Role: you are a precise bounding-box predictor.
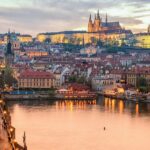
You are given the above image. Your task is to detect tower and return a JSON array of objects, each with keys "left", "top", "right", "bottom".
[
  {"left": 93, "top": 10, "right": 101, "bottom": 32},
  {"left": 82, "top": 35, "right": 85, "bottom": 47},
  {"left": 105, "top": 13, "right": 108, "bottom": 26},
  {"left": 148, "top": 25, "right": 150, "bottom": 33},
  {"left": 88, "top": 14, "right": 93, "bottom": 32},
  {"left": 5, "top": 30, "right": 14, "bottom": 66}
]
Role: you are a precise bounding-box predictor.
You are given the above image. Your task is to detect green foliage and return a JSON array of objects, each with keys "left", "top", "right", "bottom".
[
  {"left": 68, "top": 75, "right": 77, "bottom": 83},
  {"left": 62, "top": 43, "right": 82, "bottom": 52},
  {"left": 137, "top": 77, "right": 149, "bottom": 93},
  {"left": 68, "top": 75, "right": 86, "bottom": 84},
  {"left": 3, "top": 67, "right": 17, "bottom": 87},
  {"left": 77, "top": 76, "right": 86, "bottom": 84},
  {"left": 48, "top": 88, "right": 56, "bottom": 97}
]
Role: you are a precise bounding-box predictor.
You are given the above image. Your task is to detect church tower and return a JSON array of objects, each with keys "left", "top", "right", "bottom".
[
  {"left": 105, "top": 13, "right": 108, "bottom": 26},
  {"left": 5, "top": 30, "right": 14, "bottom": 66},
  {"left": 93, "top": 10, "right": 101, "bottom": 32},
  {"left": 148, "top": 25, "right": 150, "bottom": 33},
  {"left": 88, "top": 14, "right": 93, "bottom": 32}
]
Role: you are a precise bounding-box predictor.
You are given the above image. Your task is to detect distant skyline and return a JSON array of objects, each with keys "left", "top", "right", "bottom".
[{"left": 0, "top": 0, "right": 150, "bottom": 36}]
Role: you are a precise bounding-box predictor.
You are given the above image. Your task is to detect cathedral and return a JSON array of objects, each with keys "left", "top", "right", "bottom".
[{"left": 88, "top": 10, "right": 122, "bottom": 33}]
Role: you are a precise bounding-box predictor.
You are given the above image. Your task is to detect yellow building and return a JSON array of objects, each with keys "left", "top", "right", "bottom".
[
  {"left": 135, "top": 33, "right": 150, "bottom": 48},
  {"left": 36, "top": 31, "right": 130, "bottom": 45},
  {"left": 126, "top": 71, "right": 150, "bottom": 87},
  {"left": 37, "top": 34, "right": 49, "bottom": 42},
  {"left": 17, "top": 35, "right": 32, "bottom": 43}
]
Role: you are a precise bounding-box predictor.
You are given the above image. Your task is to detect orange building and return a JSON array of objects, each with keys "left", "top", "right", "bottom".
[
  {"left": 26, "top": 51, "right": 49, "bottom": 58},
  {"left": 18, "top": 70, "right": 55, "bottom": 89}
]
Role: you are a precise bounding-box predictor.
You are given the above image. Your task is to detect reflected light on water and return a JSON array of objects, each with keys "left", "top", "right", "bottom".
[
  {"left": 136, "top": 103, "right": 139, "bottom": 116},
  {"left": 8, "top": 98, "right": 150, "bottom": 150},
  {"left": 112, "top": 99, "right": 116, "bottom": 113},
  {"left": 56, "top": 100, "right": 97, "bottom": 111},
  {"left": 119, "top": 100, "right": 124, "bottom": 114}
]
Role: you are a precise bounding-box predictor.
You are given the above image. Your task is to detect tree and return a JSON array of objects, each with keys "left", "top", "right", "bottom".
[
  {"left": 3, "top": 67, "right": 17, "bottom": 87},
  {"left": 44, "top": 38, "right": 51, "bottom": 43},
  {"left": 77, "top": 76, "right": 86, "bottom": 84},
  {"left": 0, "top": 71, "right": 4, "bottom": 89},
  {"left": 68, "top": 75, "right": 77, "bottom": 83},
  {"left": 48, "top": 87, "right": 56, "bottom": 97},
  {"left": 137, "top": 77, "right": 149, "bottom": 93}
]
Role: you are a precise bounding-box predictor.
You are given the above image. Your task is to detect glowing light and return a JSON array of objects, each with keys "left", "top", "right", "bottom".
[
  {"left": 119, "top": 100, "right": 124, "bottom": 114},
  {"left": 135, "top": 104, "right": 139, "bottom": 116}
]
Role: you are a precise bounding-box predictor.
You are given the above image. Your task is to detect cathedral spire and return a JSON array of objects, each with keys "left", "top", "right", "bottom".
[
  {"left": 97, "top": 9, "right": 100, "bottom": 20},
  {"left": 148, "top": 24, "right": 150, "bottom": 33},
  {"left": 106, "top": 13, "right": 108, "bottom": 25},
  {"left": 82, "top": 35, "right": 85, "bottom": 48},
  {"left": 89, "top": 14, "right": 92, "bottom": 22},
  {"left": 8, "top": 29, "right": 11, "bottom": 43},
  {"left": 94, "top": 14, "right": 97, "bottom": 20}
]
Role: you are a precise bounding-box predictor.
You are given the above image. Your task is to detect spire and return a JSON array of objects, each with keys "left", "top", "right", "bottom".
[
  {"left": 82, "top": 35, "right": 85, "bottom": 48},
  {"left": 8, "top": 28, "right": 10, "bottom": 34},
  {"left": 89, "top": 14, "right": 92, "bottom": 21},
  {"left": 94, "top": 14, "right": 97, "bottom": 20},
  {"left": 8, "top": 29, "right": 11, "bottom": 43},
  {"left": 97, "top": 9, "right": 100, "bottom": 20},
  {"left": 148, "top": 24, "right": 150, "bottom": 33},
  {"left": 6, "top": 28, "right": 13, "bottom": 55},
  {"left": 89, "top": 14, "right": 92, "bottom": 22},
  {"left": 106, "top": 13, "right": 108, "bottom": 25}
]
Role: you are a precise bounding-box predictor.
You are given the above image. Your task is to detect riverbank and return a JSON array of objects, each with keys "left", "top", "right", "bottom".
[
  {"left": 0, "top": 99, "right": 26, "bottom": 150},
  {"left": 2, "top": 93, "right": 97, "bottom": 101},
  {"left": 98, "top": 92, "right": 150, "bottom": 103},
  {"left": 2, "top": 91, "right": 150, "bottom": 104}
]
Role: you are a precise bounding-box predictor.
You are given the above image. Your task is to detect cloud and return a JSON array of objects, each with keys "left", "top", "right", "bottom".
[{"left": 0, "top": 0, "right": 149, "bottom": 35}]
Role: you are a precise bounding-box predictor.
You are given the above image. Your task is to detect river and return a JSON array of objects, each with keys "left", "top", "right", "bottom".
[{"left": 7, "top": 97, "right": 150, "bottom": 150}]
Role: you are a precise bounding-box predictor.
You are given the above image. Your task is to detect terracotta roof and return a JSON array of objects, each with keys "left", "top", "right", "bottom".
[{"left": 19, "top": 70, "right": 55, "bottom": 79}]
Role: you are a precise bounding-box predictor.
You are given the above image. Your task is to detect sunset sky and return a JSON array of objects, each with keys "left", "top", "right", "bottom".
[{"left": 0, "top": 0, "right": 149, "bottom": 36}]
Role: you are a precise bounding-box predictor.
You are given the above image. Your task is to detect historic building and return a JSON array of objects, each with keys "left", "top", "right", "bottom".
[
  {"left": 134, "top": 25, "right": 150, "bottom": 49},
  {"left": 36, "top": 10, "right": 132, "bottom": 45},
  {"left": 5, "top": 31, "right": 14, "bottom": 66},
  {"left": 148, "top": 25, "right": 150, "bottom": 33},
  {"left": 17, "top": 34, "right": 33, "bottom": 43},
  {"left": 88, "top": 10, "right": 122, "bottom": 33},
  {"left": 18, "top": 70, "right": 55, "bottom": 89}
]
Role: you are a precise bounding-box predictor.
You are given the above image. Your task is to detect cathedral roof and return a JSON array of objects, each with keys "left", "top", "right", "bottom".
[{"left": 102, "top": 22, "right": 120, "bottom": 27}]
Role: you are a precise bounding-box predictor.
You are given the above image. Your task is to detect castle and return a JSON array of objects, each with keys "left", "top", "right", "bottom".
[
  {"left": 88, "top": 10, "right": 122, "bottom": 33},
  {"left": 37, "top": 10, "right": 132, "bottom": 44}
]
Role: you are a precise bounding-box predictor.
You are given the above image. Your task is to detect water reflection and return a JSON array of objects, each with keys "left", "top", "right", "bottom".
[
  {"left": 98, "top": 96, "right": 150, "bottom": 116},
  {"left": 7, "top": 97, "right": 150, "bottom": 117},
  {"left": 56, "top": 100, "right": 97, "bottom": 111},
  {"left": 7, "top": 97, "right": 150, "bottom": 150}
]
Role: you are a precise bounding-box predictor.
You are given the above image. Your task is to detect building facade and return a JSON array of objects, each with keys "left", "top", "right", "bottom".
[
  {"left": 88, "top": 11, "right": 122, "bottom": 33},
  {"left": 18, "top": 70, "right": 55, "bottom": 89}
]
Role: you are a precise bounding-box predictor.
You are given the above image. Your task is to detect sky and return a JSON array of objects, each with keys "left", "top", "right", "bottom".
[{"left": 0, "top": 0, "right": 149, "bottom": 36}]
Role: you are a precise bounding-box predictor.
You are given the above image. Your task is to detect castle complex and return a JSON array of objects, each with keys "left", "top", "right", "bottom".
[
  {"left": 36, "top": 10, "right": 133, "bottom": 45},
  {"left": 88, "top": 10, "right": 122, "bottom": 33}
]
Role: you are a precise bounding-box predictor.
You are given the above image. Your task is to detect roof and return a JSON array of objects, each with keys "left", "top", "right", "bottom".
[
  {"left": 19, "top": 70, "right": 55, "bottom": 79},
  {"left": 102, "top": 22, "right": 120, "bottom": 27}
]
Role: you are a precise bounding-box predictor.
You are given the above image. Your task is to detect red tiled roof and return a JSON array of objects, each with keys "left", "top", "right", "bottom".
[
  {"left": 68, "top": 83, "right": 89, "bottom": 91},
  {"left": 19, "top": 70, "right": 55, "bottom": 79}
]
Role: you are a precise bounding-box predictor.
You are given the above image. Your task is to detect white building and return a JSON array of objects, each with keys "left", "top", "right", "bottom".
[{"left": 91, "top": 75, "right": 116, "bottom": 91}]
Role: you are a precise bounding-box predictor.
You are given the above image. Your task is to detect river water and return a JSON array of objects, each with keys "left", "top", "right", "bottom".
[{"left": 7, "top": 97, "right": 150, "bottom": 150}]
